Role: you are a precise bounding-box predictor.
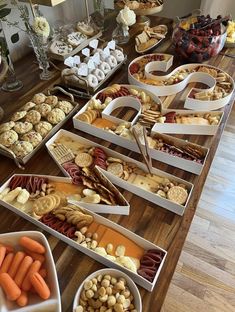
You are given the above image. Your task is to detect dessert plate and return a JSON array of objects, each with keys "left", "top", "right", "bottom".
[{"left": 0, "top": 231, "right": 61, "bottom": 312}]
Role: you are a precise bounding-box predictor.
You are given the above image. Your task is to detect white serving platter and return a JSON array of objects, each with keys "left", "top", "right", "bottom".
[
  {"left": 0, "top": 173, "right": 129, "bottom": 216},
  {"left": 72, "top": 85, "right": 210, "bottom": 174},
  {"left": 128, "top": 54, "right": 234, "bottom": 110},
  {"left": 46, "top": 129, "right": 194, "bottom": 216},
  {"left": 0, "top": 189, "right": 167, "bottom": 292},
  {"left": 0, "top": 231, "right": 61, "bottom": 312},
  {"left": 72, "top": 268, "right": 142, "bottom": 312}
]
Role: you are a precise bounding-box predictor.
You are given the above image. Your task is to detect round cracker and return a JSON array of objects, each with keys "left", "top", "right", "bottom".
[
  {"left": 75, "top": 152, "right": 93, "bottom": 167},
  {"left": 167, "top": 186, "right": 188, "bottom": 205},
  {"left": 107, "top": 162, "right": 123, "bottom": 178}
]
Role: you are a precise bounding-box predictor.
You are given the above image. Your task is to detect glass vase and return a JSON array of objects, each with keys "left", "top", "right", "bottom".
[
  {"left": 27, "top": 30, "right": 52, "bottom": 81},
  {"left": 0, "top": 22, "right": 23, "bottom": 92},
  {"left": 112, "top": 23, "right": 130, "bottom": 45}
]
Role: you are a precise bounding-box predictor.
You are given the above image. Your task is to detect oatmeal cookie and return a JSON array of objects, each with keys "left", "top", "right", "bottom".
[
  {"left": 32, "top": 93, "right": 46, "bottom": 105},
  {"left": 21, "top": 131, "right": 43, "bottom": 147},
  {"left": 0, "top": 130, "right": 18, "bottom": 147},
  {"left": 0, "top": 121, "right": 15, "bottom": 134},
  {"left": 11, "top": 140, "right": 34, "bottom": 158},
  {"left": 11, "top": 110, "right": 27, "bottom": 122},
  {"left": 45, "top": 95, "right": 58, "bottom": 107},
  {"left": 35, "top": 121, "right": 52, "bottom": 138},
  {"left": 47, "top": 108, "right": 65, "bottom": 124},
  {"left": 35, "top": 103, "right": 52, "bottom": 117},
  {"left": 56, "top": 100, "right": 74, "bottom": 114},
  {"left": 14, "top": 122, "right": 33, "bottom": 134},
  {"left": 25, "top": 110, "right": 41, "bottom": 125}
]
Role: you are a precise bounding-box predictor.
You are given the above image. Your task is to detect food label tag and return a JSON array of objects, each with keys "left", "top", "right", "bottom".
[
  {"left": 92, "top": 52, "right": 100, "bottom": 65},
  {"left": 89, "top": 39, "right": 99, "bottom": 50},
  {"left": 64, "top": 56, "right": 75, "bottom": 68},
  {"left": 73, "top": 55, "right": 81, "bottom": 65},
  {"left": 103, "top": 46, "right": 110, "bottom": 57},
  {"left": 77, "top": 63, "right": 88, "bottom": 76},
  {"left": 87, "top": 59, "right": 95, "bottom": 70},
  {"left": 82, "top": 48, "right": 90, "bottom": 57},
  {"left": 107, "top": 40, "right": 116, "bottom": 50}
]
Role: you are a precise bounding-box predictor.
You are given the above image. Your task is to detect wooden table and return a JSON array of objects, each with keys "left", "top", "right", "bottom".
[{"left": 0, "top": 16, "right": 234, "bottom": 312}]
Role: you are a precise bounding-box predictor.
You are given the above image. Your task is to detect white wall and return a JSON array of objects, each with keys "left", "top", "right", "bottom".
[{"left": 4, "top": 0, "right": 202, "bottom": 62}]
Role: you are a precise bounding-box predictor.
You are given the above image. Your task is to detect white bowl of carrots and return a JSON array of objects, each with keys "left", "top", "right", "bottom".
[{"left": 0, "top": 231, "right": 61, "bottom": 312}]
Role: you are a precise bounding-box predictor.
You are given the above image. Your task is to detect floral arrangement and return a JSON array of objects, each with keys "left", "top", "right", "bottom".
[{"left": 116, "top": 5, "right": 136, "bottom": 30}]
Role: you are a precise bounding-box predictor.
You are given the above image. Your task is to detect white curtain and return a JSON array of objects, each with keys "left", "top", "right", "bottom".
[{"left": 200, "top": 0, "right": 235, "bottom": 17}]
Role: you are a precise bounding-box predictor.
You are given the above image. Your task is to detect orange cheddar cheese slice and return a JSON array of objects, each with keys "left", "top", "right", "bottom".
[
  {"left": 98, "top": 228, "right": 145, "bottom": 259},
  {"left": 92, "top": 118, "right": 116, "bottom": 129},
  {"left": 50, "top": 181, "right": 83, "bottom": 196}
]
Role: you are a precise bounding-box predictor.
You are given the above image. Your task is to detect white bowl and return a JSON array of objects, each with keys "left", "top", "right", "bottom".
[
  {"left": 73, "top": 268, "right": 142, "bottom": 312},
  {"left": 0, "top": 231, "right": 61, "bottom": 312}
]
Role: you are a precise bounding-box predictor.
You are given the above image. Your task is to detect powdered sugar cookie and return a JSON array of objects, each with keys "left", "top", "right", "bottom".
[
  {"left": 35, "top": 121, "right": 52, "bottom": 138},
  {"left": 11, "top": 140, "right": 34, "bottom": 158},
  {"left": 0, "top": 130, "right": 18, "bottom": 147},
  {"left": 56, "top": 100, "right": 74, "bottom": 114},
  {"left": 25, "top": 110, "right": 41, "bottom": 125},
  {"left": 47, "top": 108, "right": 65, "bottom": 124},
  {"left": 21, "top": 131, "right": 42, "bottom": 147},
  {"left": 14, "top": 122, "right": 33, "bottom": 134}
]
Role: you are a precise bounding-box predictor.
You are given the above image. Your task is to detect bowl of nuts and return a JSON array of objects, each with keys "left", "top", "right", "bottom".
[{"left": 73, "top": 268, "right": 142, "bottom": 312}]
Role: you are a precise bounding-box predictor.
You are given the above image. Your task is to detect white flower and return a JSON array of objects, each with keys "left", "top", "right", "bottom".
[
  {"left": 33, "top": 17, "right": 50, "bottom": 38},
  {"left": 116, "top": 6, "right": 136, "bottom": 28}
]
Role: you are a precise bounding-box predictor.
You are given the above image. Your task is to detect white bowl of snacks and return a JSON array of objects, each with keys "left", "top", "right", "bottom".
[{"left": 73, "top": 268, "right": 142, "bottom": 312}]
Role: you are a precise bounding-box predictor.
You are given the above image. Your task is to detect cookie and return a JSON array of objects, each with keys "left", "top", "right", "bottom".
[
  {"left": 107, "top": 163, "right": 123, "bottom": 178},
  {"left": 67, "top": 32, "right": 87, "bottom": 47},
  {"left": 11, "top": 140, "right": 34, "bottom": 158},
  {"left": 33, "top": 194, "right": 57, "bottom": 216},
  {"left": 34, "top": 121, "right": 53, "bottom": 138},
  {"left": 25, "top": 110, "right": 41, "bottom": 125},
  {"left": 45, "top": 95, "right": 58, "bottom": 107},
  {"left": 0, "top": 121, "right": 15, "bottom": 134},
  {"left": 56, "top": 101, "right": 74, "bottom": 115},
  {"left": 14, "top": 122, "right": 33, "bottom": 134},
  {"left": 32, "top": 93, "right": 46, "bottom": 105},
  {"left": 20, "top": 101, "right": 36, "bottom": 111},
  {"left": 11, "top": 111, "right": 27, "bottom": 122},
  {"left": 0, "top": 130, "right": 18, "bottom": 147},
  {"left": 47, "top": 108, "right": 65, "bottom": 124},
  {"left": 35, "top": 103, "right": 52, "bottom": 117},
  {"left": 167, "top": 186, "right": 188, "bottom": 205},
  {"left": 75, "top": 152, "right": 93, "bottom": 167},
  {"left": 49, "top": 40, "right": 73, "bottom": 56},
  {"left": 21, "top": 131, "right": 43, "bottom": 147}
]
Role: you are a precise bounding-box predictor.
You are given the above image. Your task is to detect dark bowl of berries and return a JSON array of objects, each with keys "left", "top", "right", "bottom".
[{"left": 172, "top": 14, "right": 229, "bottom": 62}]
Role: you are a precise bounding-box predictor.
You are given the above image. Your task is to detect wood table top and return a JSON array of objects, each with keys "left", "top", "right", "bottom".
[{"left": 0, "top": 15, "right": 234, "bottom": 312}]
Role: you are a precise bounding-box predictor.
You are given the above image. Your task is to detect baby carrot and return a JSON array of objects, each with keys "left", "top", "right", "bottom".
[
  {"left": 16, "top": 290, "right": 28, "bottom": 307},
  {"left": 25, "top": 250, "right": 45, "bottom": 263},
  {"left": 22, "top": 260, "right": 42, "bottom": 291},
  {"left": 8, "top": 251, "right": 25, "bottom": 279},
  {"left": 14, "top": 256, "right": 33, "bottom": 288},
  {"left": 0, "top": 243, "right": 14, "bottom": 254},
  {"left": 0, "top": 252, "right": 14, "bottom": 273},
  {"left": 19, "top": 237, "right": 45, "bottom": 254},
  {"left": 0, "top": 246, "right": 6, "bottom": 268},
  {"left": 0, "top": 273, "right": 21, "bottom": 301},
  {"left": 30, "top": 272, "right": 50, "bottom": 300}
]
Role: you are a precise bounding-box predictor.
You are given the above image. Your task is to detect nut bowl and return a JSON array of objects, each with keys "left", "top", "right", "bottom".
[
  {"left": 73, "top": 268, "right": 142, "bottom": 312},
  {"left": 172, "top": 19, "right": 227, "bottom": 62}
]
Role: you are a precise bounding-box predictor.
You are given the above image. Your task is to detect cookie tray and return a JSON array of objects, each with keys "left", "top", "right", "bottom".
[
  {"left": 48, "top": 31, "right": 102, "bottom": 61},
  {"left": 72, "top": 85, "right": 209, "bottom": 174},
  {"left": 0, "top": 174, "right": 129, "bottom": 215},
  {"left": 46, "top": 129, "right": 194, "bottom": 216},
  {"left": 0, "top": 231, "right": 61, "bottom": 312},
  {"left": 62, "top": 51, "right": 127, "bottom": 94},
  {"left": 0, "top": 87, "right": 80, "bottom": 168},
  {"left": 0, "top": 189, "right": 167, "bottom": 292}
]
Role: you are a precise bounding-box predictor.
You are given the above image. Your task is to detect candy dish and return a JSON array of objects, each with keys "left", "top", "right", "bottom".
[
  {"left": 73, "top": 268, "right": 142, "bottom": 312},
  {"left": 128, "top": 53, "right": 234, "bottom": 110},
  {"left": 0, "top": 184, "right": 167, "bottom": 292},
  {"left": 0, "top": 231, "right": 61, "bottom": 312},
  {"left": 0, "top": 87, "right": 79, "bottom": 167},
  {"left": 46, "top": 129, "right": 194, "bottom": 215}
]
